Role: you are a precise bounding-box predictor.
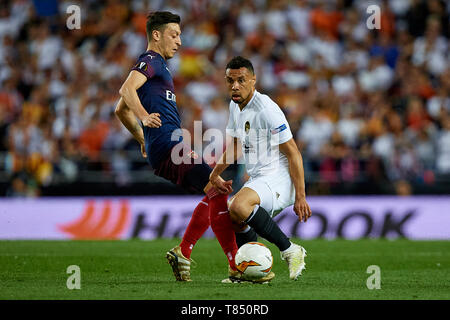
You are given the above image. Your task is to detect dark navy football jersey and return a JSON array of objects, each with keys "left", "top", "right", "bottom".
[{"left": 131, "top": 50, "right": 183, "bottom": 168}]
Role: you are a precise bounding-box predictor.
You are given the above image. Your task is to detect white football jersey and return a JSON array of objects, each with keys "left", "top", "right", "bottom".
[{"left": 226, "top": 90, "right": 293, "bottom": 178}]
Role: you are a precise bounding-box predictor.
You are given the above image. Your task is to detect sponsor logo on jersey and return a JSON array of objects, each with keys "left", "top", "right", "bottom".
[
  {"left": 271, "top": 124, "right": 287, "bottom": 134},
  {"left": 166, "top": 90, "right": 176, "bottom": 102},
  {"left": 243, "top": 144, "right": 255, "bottom": 153},
  {"left": 243, "top": 136, "right": 254, "bottom": 154}
]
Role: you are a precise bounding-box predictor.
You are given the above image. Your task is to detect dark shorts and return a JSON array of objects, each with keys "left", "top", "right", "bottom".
[{"left": 153, "top": 143, "right": 212, "bottom": 194}]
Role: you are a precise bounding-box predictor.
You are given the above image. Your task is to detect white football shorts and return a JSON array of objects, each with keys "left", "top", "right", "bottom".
[{"left": 242, "top": 169, "right": 295, "bottom": 217}]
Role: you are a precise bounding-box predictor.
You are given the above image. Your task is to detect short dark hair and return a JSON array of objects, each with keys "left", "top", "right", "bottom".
[
  {"left": 146, "top": 11, "right": 181, "bottom": 40},
  {"left": 226, "top": 56, "right": 254, "bottom": 75}
]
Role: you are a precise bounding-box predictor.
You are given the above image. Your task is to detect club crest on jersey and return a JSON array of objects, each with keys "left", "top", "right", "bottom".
[{"left": 245, "top": 121, "right": 250, "bottom": 134}]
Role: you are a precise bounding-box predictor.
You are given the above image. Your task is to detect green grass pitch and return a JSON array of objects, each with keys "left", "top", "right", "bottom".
[{"left": 0, "top": 239, "right": 449, "bottom": 300}]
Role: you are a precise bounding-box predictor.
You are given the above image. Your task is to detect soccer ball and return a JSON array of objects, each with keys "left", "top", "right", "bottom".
[{"left": 235, "top": 242, "right": 273, "bottom": 280}]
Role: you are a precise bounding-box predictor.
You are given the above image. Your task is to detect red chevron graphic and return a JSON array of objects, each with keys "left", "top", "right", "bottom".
[
  {"left": 236, "top": 260, "right": 261, "bottom": 273},
  {"left": 58, "top": 200, "right": 130, "bottom": 240},
  {"left": 261, "top": 266, "right": 272, "bottom": 273}
]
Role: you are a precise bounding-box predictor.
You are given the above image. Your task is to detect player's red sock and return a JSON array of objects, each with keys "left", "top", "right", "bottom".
[
  {"left": 208, "top": 192, "right": 238, "bottom": 271},
  {"left": 180, "top": 196, "right": 210, "bottom": 259}
]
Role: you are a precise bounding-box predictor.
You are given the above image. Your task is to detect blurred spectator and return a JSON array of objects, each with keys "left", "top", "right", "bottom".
[
  {"left": 394, "top": 179, "right": 413, "bottom": 196},
  {"left": 0, "top": 0, "right": 448, "bottom": 196},
  {"left": 310, "top": 0, "right": 343, "bottom": 40},
  {"left": 29, "top": 20, "right": 63, "bottom": 71},
  {"left": 414, "top": 128, "right": 435, "bottom": 170},
  {"left": 436, "top": 115, "right": 450, "bottom": 173},
  {"left": 286, "top": 0, "right": 311, "bottom": 39},
  {"left": 427, "top": 86, "right": 450, "bottom": 120},
  {"left": 297, "top": 104, "right": 334, "bottom": 158},
  {"left": 6, "top": 172, "right": 39, "bottom": 197},
  {"left": 412, "top": 16, "right": 448, "bottom": 76},
  {"left": 358, "top": 55, "right": 394, "bottom": 92},
  {"left": 336, "top": 106, "right": 364, "bottom": 148},
  {"left": 369, "top": 33, "right": 400, "bottom": 69},
  {"left": 405, "top": 0, "right": 429, "bottom": 38},
  {"left": 78, "top": 112, "right": 109, "bottom": 162},
  {"left": 202, "top": 96, "right": 228, "bottom": 133},
  {"left": 406, "top": 96, "right": 430, "bottom": 131}
]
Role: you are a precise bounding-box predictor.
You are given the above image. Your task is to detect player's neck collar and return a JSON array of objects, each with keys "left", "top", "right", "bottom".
[
  {"left": 239, "top": 90, "right": 258, "bottom": 111},
  {"left": 146, "top": 50, "right": 164, "bottom": 61}
]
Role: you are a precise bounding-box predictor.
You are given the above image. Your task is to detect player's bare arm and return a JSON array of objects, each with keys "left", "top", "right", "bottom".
[
  {"left": 114, "top": 97, "right": 147, "bottom": 158},
  {"left": 119, "top": 70, "right": 161, "bottom": 128},
  {"left": 209, "top": 137, "right": 240, "bottom": 194},
  {"left": 279, "top": 138, "right": 312, "bottom": 222}
]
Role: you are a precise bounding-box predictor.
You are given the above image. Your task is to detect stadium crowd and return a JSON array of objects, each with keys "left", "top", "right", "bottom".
[{"left": 0, "top": 0, "right": 449, "bottom": 196}]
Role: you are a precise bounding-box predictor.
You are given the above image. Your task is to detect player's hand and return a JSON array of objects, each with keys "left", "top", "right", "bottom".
[
  {"left": 293, "top": 196, "right": 312, "bottom": 222},
  {"left": 210, "top": 174, "right": 233, "bottom": 194},
  {"left": 140, "top": 144, "right": 147, "bottom": 158},
  {"left": 142, "top": 113, "right": 161, "bottom": 128}
]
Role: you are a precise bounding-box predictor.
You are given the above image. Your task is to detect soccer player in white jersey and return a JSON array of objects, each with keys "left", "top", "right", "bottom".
[{"left": 210, "top": 56, "right": 312, "bottom": 282}]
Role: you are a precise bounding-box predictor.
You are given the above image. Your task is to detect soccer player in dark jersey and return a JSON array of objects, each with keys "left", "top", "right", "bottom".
[{"left": 114, "top": 11, "right": 239, "bottom": 282}]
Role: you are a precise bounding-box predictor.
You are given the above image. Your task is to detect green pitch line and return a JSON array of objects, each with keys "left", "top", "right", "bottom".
[{"left": 0, "top": 239, "right": 449, "bottom": 300}]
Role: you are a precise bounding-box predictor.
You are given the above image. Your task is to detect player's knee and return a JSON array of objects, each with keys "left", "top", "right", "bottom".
[{"left": 229, "top": 199, "right": 251, "bottom": 222}]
